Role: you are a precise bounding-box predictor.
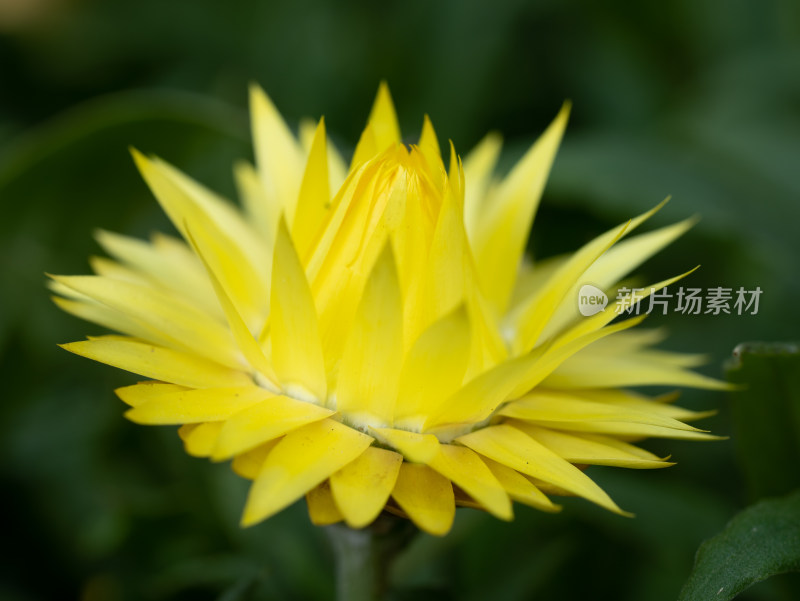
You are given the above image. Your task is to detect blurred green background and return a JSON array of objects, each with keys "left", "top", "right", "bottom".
[{"left": 1, "top": 0, "right": 799, "bottom": 599}]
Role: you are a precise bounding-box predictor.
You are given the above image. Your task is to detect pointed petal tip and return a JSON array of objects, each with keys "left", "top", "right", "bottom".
[
  {"left": 373, "top": 81, "right": 395, "bottom": 108},
  {"left": 496, "top": 506, "right": 514, "bottom": 522},
  {"left": 684, "top": 213, "right": 701, "bottom": 228},
  {"left": 483, "top": 130, "right": 503, "bottom": 144},
  {"left": 58, "top": 341, "right": 85, "bottom": 355},
  {"left": 239, "top": 512, "right": 259, "bottom": 528},
  {"left": 129, "top": 147, "right": 161, "bottom": 178},
  {"left": 92, "top": 228, "right": 113, "bottom": 244},
  {"left": 122, "top": 407, "right": 146, "bottom": 424},
  {"left": 248, "top": 82, "right": 267, "bottom": 102},
  {"left": 128, "top": 146, "right": 147, "bottom": 165},
  {"left": 557, "top": 100, "right": 572, "bottom": 121}
]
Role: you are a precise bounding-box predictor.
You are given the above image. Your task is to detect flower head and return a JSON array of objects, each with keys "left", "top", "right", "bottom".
[{"left": 52, "top": 83, "right": 723, "bottom": 536}]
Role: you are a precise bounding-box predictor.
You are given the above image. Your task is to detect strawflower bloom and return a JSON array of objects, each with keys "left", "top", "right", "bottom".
[{"left": 52, "top": 84, "right": 724, "bottom": 536}]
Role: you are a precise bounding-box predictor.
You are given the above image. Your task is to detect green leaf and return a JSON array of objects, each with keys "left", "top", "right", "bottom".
[
  {"left": 726, "top": 342, "right": 800, "bottom": 499},
  {"left": 678, "top": 490, "right": 800, "bottom": 601}
]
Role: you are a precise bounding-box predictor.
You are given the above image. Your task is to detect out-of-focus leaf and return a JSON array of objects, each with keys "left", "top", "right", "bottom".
[
  {"left": 678, "top": 489, "right": 800, "bottom": 601},
  {"left": 727, "top": 342, "right": 800, "bottom": 499}
]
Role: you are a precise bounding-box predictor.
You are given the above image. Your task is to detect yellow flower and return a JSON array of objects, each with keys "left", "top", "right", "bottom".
[{"left": 51, "top": 83, "right": 724, "bottom": 536}]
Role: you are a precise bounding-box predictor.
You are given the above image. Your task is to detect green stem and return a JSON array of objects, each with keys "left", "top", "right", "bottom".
[{"left": 326, "top": 515, "right": 417, "bottom": 601}]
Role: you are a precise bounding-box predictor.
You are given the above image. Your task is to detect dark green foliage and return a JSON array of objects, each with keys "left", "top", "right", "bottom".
[{"left": 679, "top": 491, "right": 800, "bottom": 601}]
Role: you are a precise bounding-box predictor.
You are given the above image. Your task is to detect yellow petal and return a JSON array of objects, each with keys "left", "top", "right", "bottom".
[
  {"left": 336, "top": 244, "right": 403, "bottom": 423},
  {"left": 269, "top": 219, "right": 327, "bottom": 400},
  {"left": 52, "top": 295, "right": 156, "bottom": 344},
  {"left": 233, "top": 160, "right": 278, "bottom": 249},
  {"left": 367, "top": 81, "right": 401, "bottom": 151},
  {"left": 447, "top": 141, "right": 464, "bottom": 202},
  {"left": 249, "top": 84, "right": 305, "bottom": 225},
  {"left": 462, "top": 132, "right": 502, "bottom": 244},
  {"left": 569, "top": 388, "right": 717, "bottom": 422},
  {"left": 186, "top": 225, "right": 278, "bottom": 386},
  {"left": 423, "top": 351, "right": 538, "bottom": 430},
  {"left": 507, "top": 255, "right": 565, "bottom": 314},
  {"left": 61, "top": 337, "right": 251, "bottom": 389},
  {"left": 293, "top": 117, "right": 331, "bottom": 260},
  {"left": 543, "top": 350, "right": 730, "bottom": 392},
  {"left": 394, "top": 189, "right": 437, "bottom": 344},
  {"left": 507, "top": 220, "right": 629, "bottom": 354},
  {"left": 125, "top": 386, "right": 272, "bottom": 425},
  {"left": 150, "top": 156, "right": 269, "bottom": 277},
  {"left": 538, "top": 217, "right": 698, "bottom": 341},
  {"left": 371, "top": 428, "right": 440, "bottom": 463},
  {"left": 480, "top": 456, "right": 560, "bottom": 512},
  {"left": 115, "top": 382, "right": 187, "bottom": 407},
  {"left": 584, "top": 327, "right": 667, "bottom": 351},
  {"left": 426, "top": 315, "right": 645, "bottom": 429},
  {"left": 311, "top": 160, "right": 402, "bottom": 368},
  {"left": 555, "top": 267, "right": 699, "bottom": 347},
  {"left": 473, "top": 103, "right": 569, "bottom": 314},
  {"left": 498, "top": 390, "right": 704, "bottom": 434},
  {"left": 178, "top": 422, "right": 223, "bottom": 457},
  {"left": 457, "top": 424, "right": 628, "bottom": 515},
  {"left": 94, "top": 229, "right": 220, "bottom": 318},
  {"left": 307, "top": 481, "right": 344, "bottom": 526},
  {"left": 350, "top": 123, "right": 379, "bottom": 169},
  {"left": 417, "top": 115, "right": 444, "bottom": 188},
  {"left": 428, "top": 444, "right": 512, "bottom": 520},
  {"left": 132, "top": 150, "right": 268, "bottom": 329},
  {"left": 395, "top": 306, "right": 471, "bottom": 425},
  {"left": 241, "top": 419, "right": 372, "bottom": 526},
  {"left": 514, "top": 423, "right": 673, "bottom": 468},
  {"left": 52, "top": 275, "right": 241, "bottom": 370},
  {"left": 424, "top": 174, "right": 471, "bottom": 325},
  {"left": 330, "top": 447, "right": 403, "bottom": 528},
  {"left": 465, "top": 285, "right": 509, "bottom": 376},
  {"left": 507, "top": 314, "right": 648, "bottom": 399},
  {"left": 231, "top": 439, "right": 281, "bottom": 480},
  {"left": 390, "top": 463, "right": 455, "bottom": 536},
  {"left": 299, "top": 118, "right": 348, "bottom": 192},
  {"left": 418, "top": 115, "right": 441, "bottom": 161},
  {"left": 516, "top": 414, "right": 719, "bottom": 440},
  {"left": 212, "top": 394, "right": 334, "bottom": 460},
  {"left": 305, "top": 159, "right": 382, "bottom": 284},
  {"left": 325, "top": 143, "right": 348, "bottom": 196},
  {"left": 88, "top": 255, "right": 150, "bottom": 285},
  {"left": 508, "top": 199, "right": 674, "bottom": 354}
]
